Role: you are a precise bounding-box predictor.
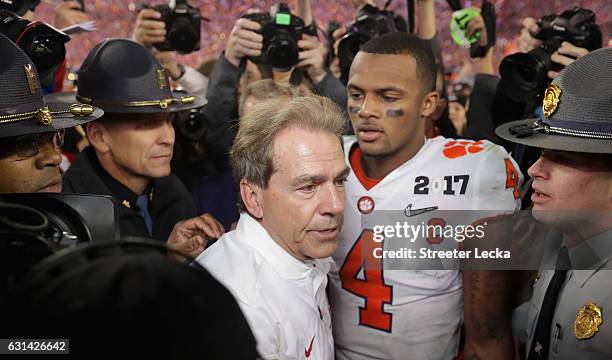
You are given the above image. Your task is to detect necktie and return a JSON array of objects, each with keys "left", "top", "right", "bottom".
[
  {"left": 136, "top": 194, "right": 153, "bottom": 237},
  {"left": 528, "top": 246, "right": 570, "bottom": 360}
]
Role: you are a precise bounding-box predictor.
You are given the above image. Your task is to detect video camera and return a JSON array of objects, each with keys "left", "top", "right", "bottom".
[
  {"left": 338, "top": 4, "right": 406, "bottom": 84},
  {"left": 499, "top": 7, "right": 602, "bottom": 102},
  {"left": 241, "top": 3, "right": 308, "bottom": 71},
  {"left": 150, "top": 0, "right": 201, "bottom": 54},
  {"left": 0, "top": 9, "right": 70, "bottom": 78},
  {"left": 0, "top": 193, "right": 118, "bottom": 298}
]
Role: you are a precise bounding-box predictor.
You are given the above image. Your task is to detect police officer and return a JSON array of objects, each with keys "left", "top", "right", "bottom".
[
  {"left": 48, "top": 39, "right": 224, "bottom": 243},
  {"left": 496, "top": 47, "right": 612, "bottom": 359},
  {"left": 0, "top": 33, "right": 102, "bottom": 193}
]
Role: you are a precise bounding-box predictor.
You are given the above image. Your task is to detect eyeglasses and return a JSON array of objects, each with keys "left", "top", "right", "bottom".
[{"left": 14, "top": 130, "right": 65, "bottom": 158}]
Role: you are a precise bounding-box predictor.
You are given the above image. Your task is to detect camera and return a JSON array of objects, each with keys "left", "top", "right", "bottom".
[
  {"left": 0, "top": 193, "right": 118, "bottom": 298},
  {"left": 241, "top": 3, "right": 307, "bottom": 71},
  {"left": 337, "top": 4, "right": 406, "bottom": 84},
  {"left": 175, "top": 108, "right": 207, "bottom": 142},
  {"left": 0, "top": 9, "right": 70, "bottom": 78},
  {"left": 0, "top": 0, "right": 40, "bottom": 16},
  {"left": 499, "top": 7, "right": 601, "bottom": 102},
  {"left": 151, "top": 0, "right": 201, "bottom": 54}
]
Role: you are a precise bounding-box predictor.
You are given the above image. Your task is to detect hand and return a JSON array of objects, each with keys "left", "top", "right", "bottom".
[
  {"left": 167, "top": 213, "right": 225, "bottom": 259},
  {"left": 53, "top": 0, "right": 89, "bottom": 30},
  {"left": 548, "top": 42, "right": 589, "bottom": 79},
  {"left": 297, "top": 34, "right": 328, "bottom": 84},
  {"left": 225, "top": 18, "right": 263, "bottom": 67},
  {"left": 133, "top": 9, "right": 166, "bottom": 49},
  {"left": 518, "top": 17, "right": 542, "bottom": 53},
  {"left": 153, "top": 49, "right": 182, "bottom": 80},
  {"left": 466, "top": 12, "right": 488, "bottom": 47},
  {"left": 331, "top": 26, "right": 346, "bottom": 55}
]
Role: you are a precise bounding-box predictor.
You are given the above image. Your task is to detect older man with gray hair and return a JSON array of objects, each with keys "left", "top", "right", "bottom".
[{"left": 196, "top": 95, "right": 349, "bottom": 360}]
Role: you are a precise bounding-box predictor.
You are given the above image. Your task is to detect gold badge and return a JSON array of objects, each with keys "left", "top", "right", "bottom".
[
  {"left": 122, "top": 200, "right": 131, "bottom": 209},
  {"left": 543, "top": 84, "right": 561, "bottom": 118},
  {"left": 157, "top": 69, "right": 169, "bottom": 89},
  {"left": 574, "top": 301, "right": 602, "bottom": 340},
  {"left": 24, "top": 64, "right": 40, "bottom": 94}
]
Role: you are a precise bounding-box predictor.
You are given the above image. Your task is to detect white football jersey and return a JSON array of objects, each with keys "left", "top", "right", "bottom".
[{"left": 329, "top": 136, "right": 523, "bottom": 360}]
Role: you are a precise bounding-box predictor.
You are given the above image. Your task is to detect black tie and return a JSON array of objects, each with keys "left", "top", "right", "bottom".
[{"left": 528, "top": 247, "right": 570, "bottom": 360}]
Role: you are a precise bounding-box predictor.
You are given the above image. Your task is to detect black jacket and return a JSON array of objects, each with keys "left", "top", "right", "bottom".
[{"left": 62, "top": 149, "right": 196, "bottom": 241}]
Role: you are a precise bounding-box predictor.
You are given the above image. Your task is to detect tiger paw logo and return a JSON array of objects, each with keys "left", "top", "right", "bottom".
[{"left": 443, "top": 140, "right": 484, "bottom": 159}]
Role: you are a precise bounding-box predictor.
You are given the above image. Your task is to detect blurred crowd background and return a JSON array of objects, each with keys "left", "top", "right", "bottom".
[{"left": 34, "top": 0, "right": 611, "bottom": 74}]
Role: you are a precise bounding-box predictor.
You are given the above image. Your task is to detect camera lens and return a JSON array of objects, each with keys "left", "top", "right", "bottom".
[
  {"left": 176, "top": 109, "right": 207, "bottom": 142},
  {"left": 168, "top": 17, "right": 199, "bottom": 53},
  {"left": 28, "top": 36, "right": 67, "bottom": 76},
  {"left": 267, "top": 32, "right": 299, "bottom": 70},
  {"left": 499, "top": 38, "right": 562, "bottom": 102}
]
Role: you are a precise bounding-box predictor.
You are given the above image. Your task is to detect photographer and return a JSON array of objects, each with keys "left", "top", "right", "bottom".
[
  {"left": 133, "top": 8, "right": 209, "bottom": 96},
  {"left": 492, "top": 9, "right": 601, "bottom": 173},
  {"left": 205, "top": 2, "right": 347, "bottom": 127}
]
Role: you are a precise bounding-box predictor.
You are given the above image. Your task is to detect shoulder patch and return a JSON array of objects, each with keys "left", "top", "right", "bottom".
[{"left": 442, "top": 140, "right": 484, "bottom": 159}]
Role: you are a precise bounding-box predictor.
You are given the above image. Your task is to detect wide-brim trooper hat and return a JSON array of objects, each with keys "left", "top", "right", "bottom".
[
  {"left": 46, "top": 38, "right": 206, "bottom": 114},
  {"left": 496, "top": 47, "right": 612, "bottom": 154},
  {"left": 0, "top": 33, "right": 103, "bottom": 138}
]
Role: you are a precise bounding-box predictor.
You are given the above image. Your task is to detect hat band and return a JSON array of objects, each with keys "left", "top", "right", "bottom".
[
  {"left": 510, "top": 120, "right": 612, "bottom": 140},
  {"left": 0, "top": 104, "right": 94, "bottom": 126},
  {"left": 76, "top": 95, "right": 196, "bottom": 110},
  {"left": 544, "top": 118, "right": 612, "bottom": 134}
]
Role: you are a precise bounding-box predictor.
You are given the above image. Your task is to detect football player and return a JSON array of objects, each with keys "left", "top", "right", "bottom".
[{"left": 327, "top": 32, "right": 523, "bottom": 359}]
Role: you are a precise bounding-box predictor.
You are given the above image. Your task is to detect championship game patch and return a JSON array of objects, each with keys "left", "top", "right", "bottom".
[{"left": 357, "top": 196, "right": 375, "bottom": 214}]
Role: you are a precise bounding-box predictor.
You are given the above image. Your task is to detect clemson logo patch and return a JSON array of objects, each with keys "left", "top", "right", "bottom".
[{"left": 443, "top": 140, "right": 484, "bottom": 159}]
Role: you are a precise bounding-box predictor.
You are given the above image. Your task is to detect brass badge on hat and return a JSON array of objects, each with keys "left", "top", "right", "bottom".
[
  {"left": 24, "top": 64, "right": 40, "bottom": 94},
  {"left": 543, "top": 84, "right": 561, "bottom": 118},
  {"left": 574, "top": 301, "right": 602, "bottom": 340},
  {"left": 157, "top": 69, "right": 169, "bottom": 89}
]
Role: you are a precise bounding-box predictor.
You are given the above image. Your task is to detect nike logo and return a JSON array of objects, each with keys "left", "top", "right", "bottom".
[
  {"left": 404, "top": 204, "right": 438, "bottom": 217},
  {"left": 304, "top": 335, "right": 315, "bottom": 358}
]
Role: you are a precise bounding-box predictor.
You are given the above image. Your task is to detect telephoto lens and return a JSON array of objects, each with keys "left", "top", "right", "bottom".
[{"left": 499, "top": 7, "right": 601, "bottom": 102}]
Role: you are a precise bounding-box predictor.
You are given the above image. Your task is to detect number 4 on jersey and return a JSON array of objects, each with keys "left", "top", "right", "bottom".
[
  {"left": 340, "top": 229, "right": 393, "bottom": 332},
  {"left": 504, "top": 159, "right": 520, "bottom": 199}
]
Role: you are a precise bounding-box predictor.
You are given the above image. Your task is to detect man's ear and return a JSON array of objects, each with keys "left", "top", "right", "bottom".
[
  {"left": 240, "top": 179, "right": 264, "bottom": 219},
  {"left": 86, "top": 121, "right": 110, "bottom": 154},
  {"left": 420, "top": 91, "right": 441, "bottom": 118}
]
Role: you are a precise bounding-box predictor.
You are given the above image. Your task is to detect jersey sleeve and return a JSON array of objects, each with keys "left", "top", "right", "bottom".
[{"left": 472, "top": 141, "right": 524, "bottom": 211}]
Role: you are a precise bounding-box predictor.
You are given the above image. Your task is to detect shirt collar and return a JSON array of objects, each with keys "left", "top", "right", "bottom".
[
  {"left": 565, "top": 229, "right": 612, "bottom": 287},
  {"left": 236, "top": 213, "right": 330, "bottom": 280},
  {"left": 87, "top": 148, "right": 153, "bottom": 211}
]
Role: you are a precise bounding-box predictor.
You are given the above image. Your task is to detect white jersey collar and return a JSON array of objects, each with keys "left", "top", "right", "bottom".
[{"left": 236, "top": 213, "right": 325, "bottom": 280}]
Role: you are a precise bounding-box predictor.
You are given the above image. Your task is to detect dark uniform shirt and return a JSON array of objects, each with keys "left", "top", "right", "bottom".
[{"left": 62, "top": 148, "right": 196, "bottom": 241}]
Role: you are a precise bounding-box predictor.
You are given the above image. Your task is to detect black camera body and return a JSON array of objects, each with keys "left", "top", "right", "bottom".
[
  {"left": 0, "top": 9, "right": 70, "bottom": 78},
  {"left": 152, "top": 0, "right": 201, "bottom": 54},
  {"left": 338, "top": 4, "right": 406, "bottom": 84},
  {"left": 241, "top": 3, "right": 306, "bottom": 71},
  {"left": 499, "top": 7, "right": 601, "bottom": 102},
  {"left": 0, "top": 0, "right": 40, "bottom": 16}
]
